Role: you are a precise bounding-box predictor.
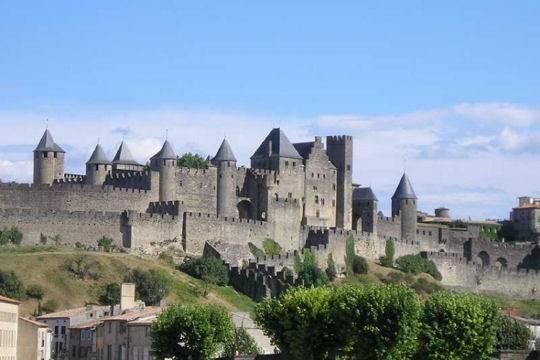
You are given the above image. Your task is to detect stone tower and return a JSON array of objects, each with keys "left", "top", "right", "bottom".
[
  {"left": 86, "top": 144, "right": 111, "bottom": 186},
  {"left": 326, "top": 135, "right": 353, "bottom": 229},
  {"left": 33, "top": 129, "right": 65, "bottom": 185},
  {"left": 391, "top": 173, "right": 417, "bottom": 241},
  {"left": 212, "top": 138, "right": 238, "bottom": 218},
  {"left": 151, "top": 140, "right": 177, "bottom": 202},
  {"left": 352, "top": 187, "right": 378, "bottom": 234},
  {"left": 250, "top": 128, "right": 303, "bottom": 171}
]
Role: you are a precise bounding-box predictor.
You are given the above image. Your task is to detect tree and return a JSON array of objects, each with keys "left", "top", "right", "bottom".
[
  {"left": 41, "top": 299, "right": 58, "bottom": 314},
  {"left": 151, "top": 303, "right": 234, "bottom": 360},
  {"left": 0, "top": 227, "right": 23, "bottom": 246},
  {"left": 262, "top": 238, "right": 282, "bottom": 256},
  {"left": 496, "top": 316, "right": 531, "bottom": 350},
  {"left": 351, "top": 255, "right": 368, "bottom": 274},
  {"left": 223, "top": 327, "right": 261, "bottom": 357},
  {"left": 336, "top": 284, "right": 421, "bottom": 360},
  {"left": 395, "top": 255, "right": 442, "bottom": 280},
  {"left": 65, "top": 255, "right": 100, "bottom": 280},
  {"left": 325, "top": 253, "right": 337, "bottom": 281},
  {"left": 180, "top": 256, "right": 229, "bottom": 297},
  {"left": 294, "top": 250, "right": 328, "bottom": 288},
  {"left": 27, "top": 284, "right": 45, "bottom": 316},
  {"left": 418, "top": 291, "right": 501, "bottom": 360},
  {"left": 97, "top": 236, "right": 114, "bottom": 252},
  {"left": 254, "top": 287, "right": 345, "bottom": 360},
  {"left": 176, "top": 153, "right": 209, "bottom": 169},
  {"left": 99, "top": 283, "right": 121, "bottom": 313},
  {"left": 380, "top": 239, "right": 395, "bottom": 267},
  {"left": 345, "top": 235, "right": 356, "bottom": 276},
  {"left": 0, "top": 270, "right": 26, "bottom": 300},
  {"left": 125, "top": 269, "right": 170, "bottom": 305}
]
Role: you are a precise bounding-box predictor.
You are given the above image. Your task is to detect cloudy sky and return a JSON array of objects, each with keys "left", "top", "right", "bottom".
[{"left": 1, "top": 1, "right": 539, "bottom": 220}]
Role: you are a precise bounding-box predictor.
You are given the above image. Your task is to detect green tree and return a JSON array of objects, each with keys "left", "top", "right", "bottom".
[
  {"left": 254, "top": 287, "right": 345, "bottom": 360},
  {"left": 337, "top": 284, "right": 421, "bottom": 360},
  {"left": 180, "top": 256, "right": 229, "bottom": 297},
  {"left": 125, "top": 269, "right": 170, "bottom": 305},
  {"left": 325, "top": 253, "right": 337, "bottom": 281},
  {"left": 176, "top": 152, "right": 209, "bottom": 169},
  {"left": 27, "top": 284, "right": 45, "bottom": 316},
  {"left": 97, "top": 236, "right": 114, "bottom": 252},
  {"left": 351, "top": 255, "right": 369, "bottom": 274},
  {"left": 395, "top": 255, "right": 442, "bottom": 280},
  {"left": 344, "top": 235, "right": 356, "bottom": 275},
  {"left": 418, "top": 291, "right": 501, "bottom": 360},
  {"left": 0, "top": 227, "right": 23, "bottom": 246},
  {"left": 223, "top": 327, "right": 261, "bottom": 357},
  {"left": 262, "top": 238, "right": 282, "bottom": 256},
  {"left": 65, "top": 255, "right": 100, "bottom": 280},
  {"left": 41, "top": 299, "right": 58, "bottom": 313},
  {"left": 294, "top": 250, "right": 328, "bottom": 288},
  {"left": 99, "top": 282, "right": 121, "bottom": 313},
  {"left": 380, "top": 239, "right": 395, "bottom": 267},
  {"left": 0, "top": 270, "right": 26, "bottom": 300},
  {"left": 496, "top": 316, "right": 531, "bottom": 350},
  {"left": 151, "top": 303, "right": 234, "bottom": 360}
]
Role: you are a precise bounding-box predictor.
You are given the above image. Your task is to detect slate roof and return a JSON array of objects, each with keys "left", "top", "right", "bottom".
[
  {"left": 392, "top": 173, "right": 417, "bottom": 199},
  {"left": 152, "top": 140, "right": 177, "bottom": 160},
  {"left": 353, "top": 187, "right": 378, "bottom": 201},
  {"left": 251, "top": 128, "right": 303, "bottom": 160},
  {"left": 212, "top": 139, "right": 237, "bottom": 162},
  {"left": 112, "top": 141, "right": 140, "bottom": 165},
  {"left": 34, "top": 129, "right": 65, "bottom": 153},
  {"left": 86, "top": 144, "right": 110, "bottom": 165},
  {"left": 293, "top": 141, "right": 314, "bottom": 159}
]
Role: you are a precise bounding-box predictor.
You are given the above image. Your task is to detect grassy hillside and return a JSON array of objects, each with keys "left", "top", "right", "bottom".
[{"left": 0, "top": 246, "right": 255, "bottom": 316}]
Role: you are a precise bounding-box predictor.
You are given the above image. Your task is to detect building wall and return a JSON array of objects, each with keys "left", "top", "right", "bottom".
[
  {"left": 127, "top": 325, "right": 154, "bottom": 360},
  {"left": 17, "top": 318, "right": 51, "bottom": 360},
  {"left": 175, "top": 167, "right": 217, "bottom": 214},
  {"left": 0, "top": 300, "right": 18, "bottom": 360}
]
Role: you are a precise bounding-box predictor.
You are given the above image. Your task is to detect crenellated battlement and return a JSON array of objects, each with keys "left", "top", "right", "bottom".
[
  {"left": 147, "top": 201, "right": 180, "bottom": 216},
  {"left": 326, "top": 135, "right": 353, "bottom": 143},
  {"left": 184, "top": 211, "right": 267, "bottom": 226},
  {"left": 176, "top": 167, "right": 214, "bottom": 175}
]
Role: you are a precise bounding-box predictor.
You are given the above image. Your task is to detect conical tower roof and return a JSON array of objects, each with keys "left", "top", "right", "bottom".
[
  {"left": 112, "top": 141, "right": 140, "bottom": 165},
  {"left": 353, "top": 187, "right": 378, "bottom": 202},
  {"left": 251, "top": 128, "right": 302, "bottom": 160},
  {"left": 152, "top": 140, "right": 177, "bottom": 160},
  {"left": 212, "top": 138, "right": 237, "bottom": 162},
  {"left": 34, "top": 129, "right": 65, "bottom": 153},
  {"left": 392, "top": 173, "right": 417, "bottom": 199},
  {"left": 86, "top": 144, "right": 110, "bottom": 165}
]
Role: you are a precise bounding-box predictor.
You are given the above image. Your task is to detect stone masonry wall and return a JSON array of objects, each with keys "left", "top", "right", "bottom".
[{"left": 175, "top": 167, "right": 217, "bottom": 214}]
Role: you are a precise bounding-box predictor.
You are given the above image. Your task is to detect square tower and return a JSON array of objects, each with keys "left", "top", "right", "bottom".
[{"left": 326, "top": 135, "right": 353, "bottom": 229}]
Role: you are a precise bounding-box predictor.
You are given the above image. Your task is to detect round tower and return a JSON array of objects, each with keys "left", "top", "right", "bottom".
[
  {"left": 86, "top": 144, "right": 111, "bottom": 186},
  {"left": 391, "top": 173, "right": 417, "bottom": 241},
  {"left": 33, "top": 129, "right": 65, "bottom": 185},
  {"left": 212, "top": 139, "right": 238, "bottom": 218},
  {"left": 151, "top": 140, "right": 177, "bottom": 202}
]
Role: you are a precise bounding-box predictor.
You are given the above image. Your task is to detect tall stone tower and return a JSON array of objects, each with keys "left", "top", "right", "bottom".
[
  {"left": 326, "top": 135, "right": 353, "bottom": 229},
  {"left": 391, "top": 173, "right": 417, "bottom": 241},
  {"left": 33, "top": 129, "right": 65, "bottom": 185},
  {"left": 151, "top": 140, "right": 177, "bottom": 202},
  {"left": 352, "top": 187, "right": 378, "bottom": 234},
  {"left": 212, "top": 138, "right": 238, "bottom": 218},
  {"left": 86, "top": 144, "right": 111, "bottom": 186}
]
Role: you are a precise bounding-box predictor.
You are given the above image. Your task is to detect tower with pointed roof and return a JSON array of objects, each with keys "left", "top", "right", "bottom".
[
  {"left": 250, "top": 128, "right": 303, "bottom": 171},
  {"left": 211, "top": 138, "right": 238, "bottom": 218},
  {"left": 150, "top": 140, "right": 177, "bottom": 202},
  {"left": 326, "top": 135, "right": 353, "bottom": 229},
  {"left": 86, "top": 144, "right": 111, "bottom": 186},
  {"left": 391, "top": 173, "right": 418, "bottom": 241},
  {"left": 33, "top": 129, "right": 65, "bottom": 185},
  {"left": 112, "top": 141, "right": 144, "bottom": 172}
]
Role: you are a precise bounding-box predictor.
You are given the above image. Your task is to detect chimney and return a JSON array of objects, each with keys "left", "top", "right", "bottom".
[{"left": 120, "top": 283, "right": 136, "bottom": 312}]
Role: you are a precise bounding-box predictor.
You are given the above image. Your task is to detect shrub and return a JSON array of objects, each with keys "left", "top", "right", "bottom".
[
  {"left": 419, "top": 291, "right": 501, "bottom": 360},
  {"left": 351, "top": 256, "right": 368, "bottom": 274},
  {"left": 65, "top": 255, "right": 100, "bottom": 280},
  {"left": 97, "top": 236, "right": 114, "bottom": 252},
  {"left": 98, "top": 283, "right": 121, "bottom": 307},
  {"left": 41, "top": 299, "right": 58, "bottom": 314},
  {"left": 26, "top": 284, "right": 45, "bottom": 301},
  {"left": 0, "top": 227, "right": 23, "bottom": 246},
  {"left": 262, "top": 238, "right": 282, "bottom": 256},
  {"left": 223, "top": 327, "right": 261, "bottom": 357},
  {"left": 0, "top": 270, "right": 26, "bottom": 300},
  {"left": 151, "top": 303, "right": 234, "bottom": 359},
  {"left": 294, "top": 250, "right": 328, "bottom": 288},
  {"left": 380, "top": 239, "right": 395, "bottom": 267},
  {"left": 125, "top": 268, "right": 171, "bottom": 305},
  {"left": 325, "top": 253, "right": 337, "bottom": 281},
  {"left": 345, "top": 235, "right": 356, "bottom": 275},
  {"left": 180, "top": 256, "right": 229, "bottom": 286},
  {"left": 176, "top": 152, "right": 209, "bottom": 169},
  {"left": 395, "top": 255, "right": 442, "bottom": 280},
  {"left": 496, "top": 316, "right": 531, "bottom": 350}
]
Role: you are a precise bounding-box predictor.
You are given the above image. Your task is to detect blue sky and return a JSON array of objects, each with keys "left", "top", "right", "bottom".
[{"left": 1, "top": 1, "right": 540, "bottom": 219}]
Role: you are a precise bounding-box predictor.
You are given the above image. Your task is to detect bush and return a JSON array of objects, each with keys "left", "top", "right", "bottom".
[
  {"left": 262, "top": 238, "right": 282, "bottom": 256},
  {"left": 223, "top": 327, "right": 261, "bottom": 357},
  {"left": 152, "top": 303, "right": 234, "bottom": 359},
  {"left": 65, "top": 255, "right": 100, "bottom": 280},
  {"left": 41, "top": 299, "right": 58, "bottom": 314},
  {"left": 0, "top": 227, "right": 23, "bottom": 246},
  {"left": 26, "top": 284, "right": 45, "bottom": 301},
  {"left": 125, "top": 268, "right": 171, "bottom": 305},
  {"left": 180, "top": 256, "right": 229, "bottom": 286},
  {"left": 98, "top": 283, "right": 121, "bottom": 306},
  {"left": 325, "top": 253, "right": 337, "bottom": 281},
  {"left": 0, "top": 270, "right": 26, "bottom": 300},
  {"left": 294, "top": 250, "right": 328, "bottom": 288},
  {"left": 396, "top": 255, "right": 442, "bottom": 280},
  {"left": 97, "top": 236, "right": 114, "bottom": 252},
  {"left": 380, "top": 239, "right": 395, "bottom": 267},
  {"left": 496, "top": 316, "right": 531, "bottom": 350},
  {"left": 351, "top": 256, "right": 368, "bottom": 274},
  {"left": 345, "top": 235, "right": 356, "bottom": 275},
  {"left": 419, "top": 291, "right": 501, "bottom": 360}
]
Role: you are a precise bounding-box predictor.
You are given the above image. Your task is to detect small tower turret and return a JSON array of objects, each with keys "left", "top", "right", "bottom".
[
  {"left": 352, "top": 187, "right": 378, "bottom": 234},
  {"left": 33, "top": 129, "right": 65, "bottom": 185},
  {"left": 391, "top": 173, "right": 417, "bottom": 241},
  {"left": 212, "top": 138, "right": 238, "bottom": 218},
  {"left": 151, "top": 140, "right": 177, "bottom": 202},
  {"left": 86, "top": 144, "right": 111, "bottom": 186}
]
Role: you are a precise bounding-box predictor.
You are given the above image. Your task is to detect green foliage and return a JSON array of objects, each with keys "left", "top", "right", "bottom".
[
  {"left": 41, "top": 299, "right": 58, "bottom": 313},
  {"left": 248, "top": 242, "right": 265, "bottom": 258},
  {"left": 97, "top": 236, "right": 114, "bottom": 252},
  {"left": 380, "top": 239, "right": 395, "bottom": 267},
  {"left": 496, "top": 316, "right": 531, "bottom": 350},
  {"left": 395, "top": 255, "right": 442, "bottom": 281},
  {"left": 0, "top": 270, "right": 26, "bottom": 300},
  {"left": 345, "top": 235, "right": 356, "bottom": 275},
  {"left": 254, "top": 287, "right": 344, "bottom": 360},
  {"left": 294, "top": 250, "right": 328, "bottom": 288},
  {"left": 65, "top": 255, "right": 100, "bottom": 280},
  {"left": 262, "top": 238, "right": 282, "bottom": 256},
  {"left": 26, "top": 284, "right": 45, "bottom": 301},
  {"left": 98, "top": 282, "right": 121, "bottom": 306},
  {"left": 419, "top": 291, "right": 501, "bottom": 360},
  {"left": 180, "top": 256, "right": 229, "bottom": 286},
  {"left": 151, "top": 303, "right": 234, "bottom": 360},
  {"left": 411, "top": 277, "right": 442, "bottom": 296},
  {"left": 351, "top": 256, "right": 368, "bottom": 275},
  {"left": 337, "top": 285, "right": 422, "bottom": 359},
  {"left": 176, "top": 152, "right": 209, "bottom": 169},
  {"left": 325, "top": 253, "right": 337, "bottom": 281},
  {"left": 223, "top": 327, "right": 261, "bottom": 357},
  {"left": 0, "top": 227, "right": 23, "bottom": 246},
  {"left": 125, "top": 268, "right": 171, "bottom": 305}
]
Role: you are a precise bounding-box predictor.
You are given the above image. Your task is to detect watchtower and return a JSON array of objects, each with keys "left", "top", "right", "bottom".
[
  {"left": 391, "top": 173, "right": 417, "bottom": 241},
  {"left": 326, "top": 135, "right": 353, "bottom": 229},
  {"left": 33, "top": 129, "right": 65, "bottom": 185},
  {"left": 86, "top": 144, "right": 111, "bottom": 186},
  {"left": 212, "top": 138, "right": 238, "bottom": 218},
  {"left": 151, "top": 140, "right": 177, "bottom": 202}
]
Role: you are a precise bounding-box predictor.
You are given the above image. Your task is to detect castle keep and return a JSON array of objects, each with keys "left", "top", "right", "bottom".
[{"left": 1, "top": 128, "right": 539, "bottom": 298}]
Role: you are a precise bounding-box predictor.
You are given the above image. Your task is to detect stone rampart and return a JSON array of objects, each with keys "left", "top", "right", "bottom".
[{"left": 175, "top": 166, "right": 217, "bottom": 214}]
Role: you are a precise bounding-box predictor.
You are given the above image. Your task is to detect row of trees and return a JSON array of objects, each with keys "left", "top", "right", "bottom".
[{"left": 254, "top": 285, "right": 518, "bottom": 360}]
